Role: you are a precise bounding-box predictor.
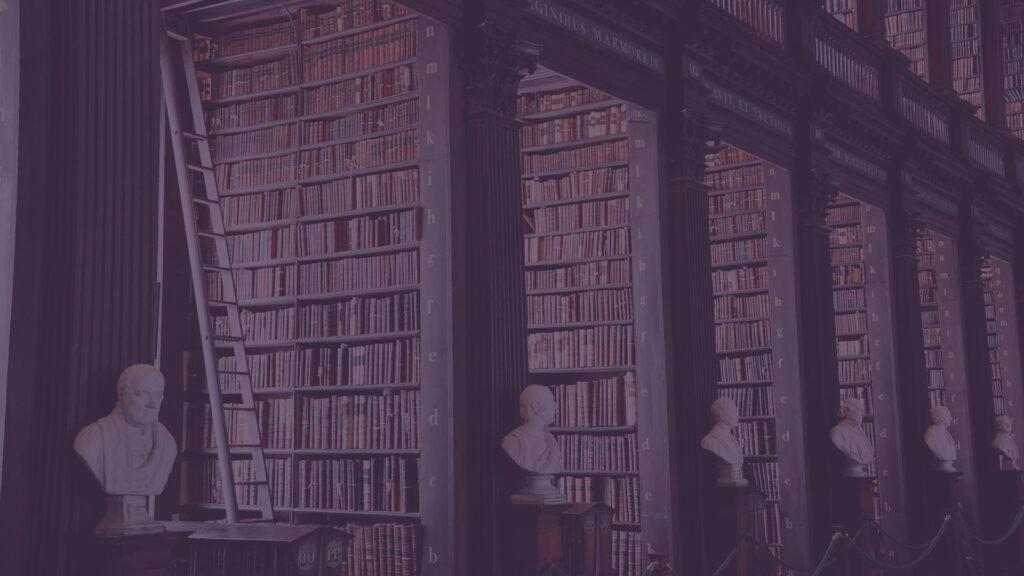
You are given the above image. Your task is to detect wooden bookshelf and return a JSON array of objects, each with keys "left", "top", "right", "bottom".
[
  {"left": 705, "top": 144, "right": 809, "bottom": 566},
  {"left": 950, "top": 0, "right": 985, "bottom": 117},
  {"left": 517, "top": 70, "right": 668, "bottom": 576},
  {"left": 982, "top": 256, "right": 1024, "bottom": 429},
  {"left": 1002, "top": 1, "right": 1024, "bottom": 137},
  {"left": 885, "top": 0, "right": 930, "bottom": 80},
  {"left": 174, "top": 2, "right": 452, "bottom": 575},
  {"left": 826, "top": 0, "right": 859, "bottom": 30}
]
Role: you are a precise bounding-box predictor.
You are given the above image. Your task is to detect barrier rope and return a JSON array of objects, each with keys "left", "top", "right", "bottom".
[
  {"left": 843, "top": 514, "right": 952, "bottom": 571},
  {"left": 865, "top": 518, "right": 936, "bottom": 551},
  {"left": 808, "top": 532, "right": 843, "bottom": 576},
  {"left": 956, "top": 506, "right": 1024, "bottom": 547}
]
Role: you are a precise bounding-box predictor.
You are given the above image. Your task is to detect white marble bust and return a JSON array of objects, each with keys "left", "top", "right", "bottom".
[
  {"left": 701, "top": 397, "right": 747, "bottom": 487},
  {"left": 993, "top": 415, "right": 1020, "bottom": 471},
  {"left": 502, "top": 385, "right": 565, "bottom": 504},
  {"left": 74, "top": 364, "right": 177, "bottom": 535},
  {"left": 924, "top": 405, "right": 957, "bottom": 473},
  {"left": 830, "top": 398, "right": 875, "bottom": 477}
]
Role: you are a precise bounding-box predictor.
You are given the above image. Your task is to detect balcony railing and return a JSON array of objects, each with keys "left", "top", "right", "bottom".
[
  {"left": 896, "top": 79, "right": 951, "bottom": 145},
  {"left": 814, "top": 16, "right": 880, "bottom": 100},
  {"left": 709, "top": 0, "right": 787, "bottom": 46},
  {"left": 965, "top": 124, "right": 1007, "bottom": 176}
]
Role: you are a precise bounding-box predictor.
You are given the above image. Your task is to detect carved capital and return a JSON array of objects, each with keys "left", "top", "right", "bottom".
[
  {"left": 960, "top": 233, "right": 991, "bottom": 284},
  {"left": 797, "top": 170, "right": 839, "bottom": 228},
  {"left": 891, "top": 209, "right": 925, "bottom": 260},
  {"left": 465, "top": 23, "right": 540, "bottom": 120},
  {"left": 669, "top": 110, "right": 720, "bottom": 186}
]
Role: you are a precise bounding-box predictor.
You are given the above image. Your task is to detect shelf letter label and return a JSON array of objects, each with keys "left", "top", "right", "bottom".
[
  {"left": 429, "top": 409, "right": 440, "bottom": 427},
  {"left": 429, "top": 476, "right": 439, "bottom": 488},
  {"left": 429, "top": 547, "right": 439, "bottom": 565},
  {"left": 426, "top": 62, "right": 438, "bottom": 75}
]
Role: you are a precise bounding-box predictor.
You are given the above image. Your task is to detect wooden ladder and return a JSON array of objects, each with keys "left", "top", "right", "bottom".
[{"left": 159, "top": 22, "right": 275, "bottom": 523}]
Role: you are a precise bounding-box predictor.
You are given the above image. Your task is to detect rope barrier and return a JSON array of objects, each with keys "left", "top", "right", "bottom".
[
  {"left": 956, "top": 506, "right": 1024, "bottom": 547},
  {"left": 865, "top": 518, "right": 936, "bottom": 551},
  {"left": 809, "top": 532, "right": 843, "bottom": 576},
  {"left": 843, "top": 514, "right": 952, "bottom": 571}
]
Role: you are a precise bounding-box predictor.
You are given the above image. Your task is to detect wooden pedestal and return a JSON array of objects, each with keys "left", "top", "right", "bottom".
[
  {"left": 507, "top": 501, "right": 613, "bottom": 576},
  {"left": 921, "top": 471, "right": 970, "bottom": 576},
  {"left": 985, "top": 470, "right": 1024, "bottom": 575},
  {"left": 707, "top": 486, "right": 762, "bottom": 576},
  {"left": 76, "top": 530, "right": 192, "bottom": 576},
  {"left": 830, "top": 477, "right": 879, "bottom": 576}
]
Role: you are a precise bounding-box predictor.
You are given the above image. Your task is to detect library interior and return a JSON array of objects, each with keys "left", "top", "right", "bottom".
[{"left": 6, "top": 0, "right": 1024, "bottom": 575}]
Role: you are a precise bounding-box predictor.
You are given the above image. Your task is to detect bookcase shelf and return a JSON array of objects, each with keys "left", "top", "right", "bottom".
[
  {"left": 176, "top": 5, "right": 452, "bottom": 573},
  {"left": 520, "top": 98, "right": 624, "bottom": 121},
  {"left": 523, "top": 191, "right": 630, "bottom": 210},
  {"left": 522, "top": 160, "right": 631, "bottom": 181},
  {"left": 520, "top": 133, "right": 628, "bottom": 155}
]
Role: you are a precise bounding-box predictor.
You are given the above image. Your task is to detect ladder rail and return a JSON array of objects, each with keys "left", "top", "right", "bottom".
[
  {"left": 159, "top": 32, "right": 242, "bottom": 524},
  {"left": 160, "top": 25, "right": 275, "bottom": 521}
]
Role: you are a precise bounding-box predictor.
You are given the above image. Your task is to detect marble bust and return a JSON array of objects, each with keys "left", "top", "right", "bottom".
[
  {"left": 993, "top": 415, "right": 1020, "bottom": 471},
  {"left": 74, "top": 364, "right": 177, "bottom": 535},
  {"left": 700, "top": 397, "right": 747, "bottom": 487},
  {"left": 502, "top": 385, "right": 565, "bottom": 503},
  {"left": 830, "top": 398, "right": 875, "bottom": 477},
  {"left": 924, "top": 405, "right": 957, "bottom": 473}
]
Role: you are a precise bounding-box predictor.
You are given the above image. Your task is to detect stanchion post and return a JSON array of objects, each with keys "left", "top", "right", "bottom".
[
  {"left": 830, "top": 477, "right": 877, "bottom": 576},
  {"left": 921, "top": 471, "right": 969, "bottom": 576},
  {"left": 707, "top": 485, "right": 762, "bottom": 576}
]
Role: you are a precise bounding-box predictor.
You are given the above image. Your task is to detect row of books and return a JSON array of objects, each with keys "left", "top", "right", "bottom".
[
  {"left": 885, "top": 10, "right": 925, "bottom": 31},
  {"left": 296, "top": 456, "right": 417, "bottom": 511},
  {"left": 301, "top": 0, "right": 410, "bottom": 40},
  {"left": 719, "top": 352, "right": 773, "bottom": 383},
  {"left": 707, "top": 145, "right": 755, "bottom": 167},
  {"left": 714, "top": 293, "right": 769, "bottom": 320},
  {"left": 298, "top": 390, "right": 420, "bottom": 450},
  {"left": 524, "top": 228, "right": 631, "bottom": 264},
  {"left": 826, "top": 203, "right": 861, "bottom": 225},
  {"left": 304, "top": 65, "right": 415, "bottom": 116},
  {"left": 227, "top": 226, "right": 294, "bottom": 262},
  {"left": 925, "top": 348, "right": 943, "bottom": 369},
  {"left": 522, "top": 140, "right": 629, "bottom": 175},
  {"left": 184, "top": 458, "right": 292, "bottom": 508},
  {"left": 526, "top": 288, "right": 634, "bottom": 326},
  {"left": 517, "top": 86, "right": 613, "bottom": 117},
  {"left": 831, "top": 245, "right": 863, "bottom": 265},
  {"left": 833, "top": 263, "right": 865, "bottom": 286},
  {"left": 202, "top": 58, "right": 296, "bottom": 102},
  {"left": 296, "top": 208, "right": 420, "bottom": 257},
  {"left": 522, "top": 166, "right": 630, "bottom": 207},
  {"left": 920, "top": 287, "right": 938, "bottom": 305},
  {"left": 559, "top": 476, "right": 640, "bottom": 524},
  {"left": 833, "top": 287, "right": 866, "bottom": 311},
  {"left": 186, "top": 399, "right": 295, "bottom": 450},
  {"left": 710, "top": 238, "right": 768, "bottom": 265},
  {"left": 704, "top": 165, "right": 763, "bottom": 192},
  {"left": 213, "top": 125, "right": 298, "bottom": 163},
  {"left": 209, "top": 93, "right": 297, "bottom": 133},
  {"left": 335, "top": 522, "right": 419, "bottom": 576},
  {"left": 206, "top": 266, "right": 293, "bottom": 301},
  {"left": 192, "top": 21, "right": 294, "bottom": 61},
  {"left": 217, "top": 154, "right": 298, "bottom": 191},
  {"left": 525, "top": 260, "right": 632, "bottom": 292},
  {"left": 224, "top": 188, "right": 297, "bottom": 227},
  {"left": 550, "top": 375, "right": 638, "bottom": 428},
  {"left": 216, "top": 349, "right": 293, "bottom": 390},
  {"left": 711, "top": 266, "right": 768, "bottom": 295},
  {"left": 305, "top": 99, "right": 418, "bottom": 145},
  {"left": 835, "top": 311, "right": 868, "bottom": 335},
  {"left": 762, "top": 501, "right": 782, "bottom": 545},
  {"left": 296, "top": 292, "right": 420, "bottom": 337},
  {"left": 301, "top": 22, "right": 415, "bottom": 83},
  {"left": 838, "top": 357, "right": 871, "bottom": 383},
  {"left": 298, "top": 250, "right": 419, "bottom": 295},
  {"left": 558, "top": 434, "right": 639, "bottom": 472},
  {"left": 612, "top": 531, "right": 643, "bottom": 576},
  {"left": 837, "top": 336, "right": 869, "bottom": 358},
  {"left": 297, "top": 130, "right": 418, "bottom": 178},
  {"left": 526, "top": 326, "right": 635, "bottom": 369},
  {"left": 830, "top": 224, "right": 862, "bottom": 246},
  {"left": 746, "top": 460, "right": 780, "bottom": 501},
  {"left": 520, "top": 106, "right": 627, "bottom": 148},
  {"left": 528, "top": 197, "right": 630, "bottom": 234},
  {"left": 714, "top": 320, "right": 771, "bottom": 352},
  {"left": 923, "top": 326, "right": 943, "bottom": 347},
  {"left": 709, "top": 211, "right": 766, "bottom": 238},
  {"left": 293, "top": 339, "right": 420, "bottom": 387},
  {"left": 736, "top": 421, "right": 776, "bottom": 456},
  {"left": 216, "top": 307, "right": 295, "bottom": 342},
  {"left": 718, "top": 386, "right": 775, "bottom": 418}
]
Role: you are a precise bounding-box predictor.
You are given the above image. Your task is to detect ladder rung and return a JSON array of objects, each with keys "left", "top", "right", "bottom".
[
  {"left": 230, "top": 444, "right": 263, "bottom": 449},
  {"left": 222, "top": 405, "right": 256, "bottom": 411},
  {"left": 208, "top": 299, "right": 238, "bottom": 308},
  {"left": 218, "top": 370, "right": 250, "bottom": 376},
  {"left": 166, "top": 29, "right": 189, "bottom": 42},
  {"left": 187, "top": 163, "right": 215, "bottom": 174},
  {"left": 192, "top": 196, "right": 218, "bottom": 207},
  {"left": 198, "top": 231, "right": 225, "bottom": 239},
  {"left": 183, "top": 131, "right": 208, "bottom": 141},
  {"left": 235, "top": 481, "right": 269, "bottom": 486},
  {"left": 214, "top": 334, "right": 244, "bottom": 342},
  {"left": 202, "top": 265, "right": 232, "bottom": 273}
]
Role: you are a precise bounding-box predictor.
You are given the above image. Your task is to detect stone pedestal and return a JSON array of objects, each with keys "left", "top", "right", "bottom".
[
  {"left": 831, "top": 477, "right": 880, "bottom": 576},
  {"left": 986, "top": 470, "right": 1024, "bottom": 575},
  {"left": 95, "top": 494, "right": 165, "bottom": 537},
  {"left": 921, "top": 471, "right": 970, "bottom": 576},
  {"left": 76, "top": 530, "right": 191, "bottom": 576},
  {"left": 507, "top": 501, "right": 613, "bottom": 576},
  {"left": 707, "top": 486, "right": 762, "bottom": 576}
]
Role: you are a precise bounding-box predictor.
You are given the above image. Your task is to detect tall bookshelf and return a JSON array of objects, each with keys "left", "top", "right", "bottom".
[
  {"left": 174, "top": 2, "right": 455, "bottom": 574},
  {"left": 517, "top": 69, "right": 667, "bottom": 576},
  {"left": 1002, "top": 1, "right": 1024, "bottom": 138},
  {"left": 885, "top": 0, "right": 929, "bottom": 80},
  {"left": 704, "top": 144, "right": 808, "bottom": 566},
  {"left": 826, "top": 0, "right": 859, "bottom": 31},
  {"left": 826, "top": 195, "right": 906, "bottom": 532},
  {"left": 950, "top": 0, "right": 984, "bottom": 117},
  {"left": 982, "top": 257, "right": 1024, "bottom": 428}
]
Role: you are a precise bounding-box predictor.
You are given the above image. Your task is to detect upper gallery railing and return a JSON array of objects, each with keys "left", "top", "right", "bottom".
[
  {"left": 814, "top": 15, "right": 881, "bottom": 100},
  {"left": 708, "top": 0, "right": 787, "bottom": 46}
]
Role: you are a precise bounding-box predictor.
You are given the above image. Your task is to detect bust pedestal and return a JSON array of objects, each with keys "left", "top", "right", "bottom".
[
  {"left": 921, "top": 471, "right": 970, "bottom": 576},
  {"left": 76, "top": 530, "right": 191, "bottom": 576},
  {"left": 831, "top": 476, "right": 880, "bottom": 576},
  {"left": 707, "top": 485, "right": 761, "bottom": 576},
  {"left": 507, "top": 500, "right": 612, "bottom": 576},
  {"left": 96, "top": 495, "right": 166, "bottom": 537},
  {"left": 987, "top": 470, "right": 1024, "bottom": 574}
]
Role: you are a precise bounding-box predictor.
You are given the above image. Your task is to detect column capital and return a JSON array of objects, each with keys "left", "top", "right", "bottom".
[
  {"left": 797, "top": 169, "right": 839, "bottom": 229},
  {"left": 891, "top": 208, "right": 925, "bottom": 260},
  {"left": 669, "top": 110, "right": 720, "bottom": 187},
  {"left": 465, "top": 23, "right": 540, "bottom": 120}
]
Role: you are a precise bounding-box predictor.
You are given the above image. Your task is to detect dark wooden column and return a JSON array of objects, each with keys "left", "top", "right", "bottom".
[
  {"left": 461, "top": 23, "right": 537, "bottom": 576},
  {"left": 978, "top": 0, "right": 1006, "bottom": 127},
  {"left": 793, "top": 160, "right": 842, "bottom": 557},
  {"left": 887, "top": 183, "right": 932, "bottom": 541},
  {"left": 925, "top": 0, "right": 953, "bottom": 89},
  {"left": 667, "top": 110, "right": 720, "bottom": 574},
  {"left": 856, "top": 0, "right": 886, "bottom": 40}
]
